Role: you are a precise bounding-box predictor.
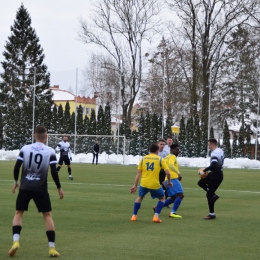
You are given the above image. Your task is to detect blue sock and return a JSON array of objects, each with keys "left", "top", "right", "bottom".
[
  {"left": 133, "top": 202, "right": 141, "bottom": 215},
  {"left": 172, "top": 197, "right": 182, "bottom": 213},
  {"left": 155, "top": 201, "right": 165, "bottom": 214},
  {"left": 164, "top": 198, "right": 173, "bottom": 207}
]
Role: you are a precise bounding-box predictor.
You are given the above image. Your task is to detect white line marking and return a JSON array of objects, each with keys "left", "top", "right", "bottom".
[{"left": 1, "top": 180, "right": 260, "bottom": 194}]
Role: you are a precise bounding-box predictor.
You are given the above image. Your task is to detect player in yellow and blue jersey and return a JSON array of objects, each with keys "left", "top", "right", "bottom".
[
  {"left": 130, "top": 143, "right": 172, "bottom": 223},
  {"left": 163, "top": 143, "right": 184, "bottom": 218}
]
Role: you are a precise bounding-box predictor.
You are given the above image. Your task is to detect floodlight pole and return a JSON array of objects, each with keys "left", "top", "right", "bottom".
[
  {"left": 32, "top": 67, "right": 36, "bottom": 143},
  {"left": 255, "top": 84, "right": 260, "bottom": 160},
  {"left": 74, "top": 68, "right": 78, "bottom": 154},
  {"left": 162, "top": 44, "right": 166, "bottom": 138},
  {"left": 117, "top": 81, "right": 120, "bottom": 155},
  {"left": 207, "top": 66, "right": 212, "bottom": 157}
]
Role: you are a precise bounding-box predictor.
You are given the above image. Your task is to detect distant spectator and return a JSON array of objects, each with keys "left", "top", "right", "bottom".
[{"left": 92, "top": 140, "right": 100, "bottom": 165}]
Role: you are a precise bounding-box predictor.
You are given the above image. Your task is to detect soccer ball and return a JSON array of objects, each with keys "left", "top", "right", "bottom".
[{"left": 198, "top": 168, "right": 208, "bottom": 178}]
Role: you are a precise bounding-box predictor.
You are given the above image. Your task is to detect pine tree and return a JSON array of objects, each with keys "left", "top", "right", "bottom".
[
  {"left": 117, "top": 116, "right": 131, "bottom": 154},
  {"left": 104, "top": 102, "right": 114, "bottom": 154},
  {"left": 4, "top": 105, "right": 30, "bottom": 149},
  {"left": 76, "top": 105, "right": 85, "bottom": 153},
  {"left": 222, "top": 120, "right": 231, "bottom": 158},
  {"left": 256, "top": 138, "right": 260, "bottom": 160},
  {"left": 201, "top": 122, "right": 208, "bottom": 157},
  {"left": 70, "top": 112, "right": 76, "bottom": 136},
  {"left": 186, "top": 117, "right": 194, "bottom": 157},
  {"left": 63, "top": 102, "right": 71, "bottom": 134},
  {"left": 0, "top": 4, "right": 53, "bottom": 145},
  {"left": 193, "top": 114, "right": 201, "bottom": 157},
  {"left": 178, "top": 116, "right": 186, "bottom": 157},
  {"left": 238, "top": 125, "right": 245, "bottom": 157},
  {"left": 20, "top": 101, "right": 33, "bottom": 144},
  {"left": 137, "top": 113, "right": 145, "bottom": 155},
  {"left": 96, "top": 105, "right": 105, "bottom": 135},
  {"left": 83, "top": 114, "right": 89, "bottom": 134},
  {"left": 129, "top": 130, "right": 138, "bottom": 156},
  {"left": 57, "top": 104, "right": 65, "bottom": 134},
  {"left": 88, "top": 109, "right": 96, "bottom": 135},
  {"left": 151, "top": 113, "right": 158, "bottom": 143},
  {"left": 50, "top": 105, "right": 58, "bottom": 134},
  {"left": 104, "top": 102, "right": 112, "bottom": 135},
  {"left": 143, "top": 112, "right": 151, "bottom": 154},
  {"left": 157, "top": 114, "right": 163, "bottom": 139},
  {"left": 83, "top": 114, "right": 90, "bottom": 152},
  {"left": 210, "top": 126, "right": 214, "bottom": 138},
  {"left": 232, "top": 133, "right": 238, "bottom": 158},
  {"left": 0, "top": 109, "right": 3, "bottom": 148},
  {"left": 164, "top": 116, "right": 172, "bottom": 140},
  {"left": 245, "top": 125, "right": 251, "bottom": 159},
  {"left": 76, "top": 105, "right": 84, "bottom": 135},
  {"left": 36, "top": 100, "right": 53, "bottom": 131},
  {"left": 119, "top": 117, "right": 131, "bottom": 138}
]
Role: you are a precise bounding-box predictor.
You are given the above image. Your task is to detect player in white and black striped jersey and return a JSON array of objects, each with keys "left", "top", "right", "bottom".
[
  {"left": 55, "top": 136, "right": 73, "bottom": 180},
  {"left": 198, "top": 138, "right": 224, "bottom": 220},
  {"left": 8, "top": 126, "right": 64, "bottom": 257},
  {"left": 157, "top": 139, "right": 169, "bottom": 200}
]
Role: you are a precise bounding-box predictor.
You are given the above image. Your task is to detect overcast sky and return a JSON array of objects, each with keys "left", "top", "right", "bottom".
[
  {"left": 0, "top": 0, "right": 99, "bottom": 94},
  {"left": 0, "top": 0, "right": 173, "bottom": 96}
]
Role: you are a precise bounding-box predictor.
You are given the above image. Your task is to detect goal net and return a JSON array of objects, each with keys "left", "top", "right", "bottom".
[{"left": 47, "top": 134, "right": 126, "bottom": 164}]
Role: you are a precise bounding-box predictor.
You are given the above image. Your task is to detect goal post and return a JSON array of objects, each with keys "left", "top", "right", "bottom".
[{"left": 47, "top": 134, "right": 126, "bottom": 164}]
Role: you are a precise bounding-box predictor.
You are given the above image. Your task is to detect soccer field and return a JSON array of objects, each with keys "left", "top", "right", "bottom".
[{"left": 1, "top": 161, "right": 260, "bottom": 260}]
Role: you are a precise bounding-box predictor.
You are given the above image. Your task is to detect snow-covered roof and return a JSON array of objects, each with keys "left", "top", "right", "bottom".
[
  {"left": 229, "top": 124, "right": 241, "bottom": 132},
  {"left": 50, "top": 88, "right": 75, "bottom": 101}
]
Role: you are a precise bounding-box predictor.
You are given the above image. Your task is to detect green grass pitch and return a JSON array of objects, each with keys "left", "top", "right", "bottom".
[{"left": 0, "top": 161, "right": 260, "bottom": 260}]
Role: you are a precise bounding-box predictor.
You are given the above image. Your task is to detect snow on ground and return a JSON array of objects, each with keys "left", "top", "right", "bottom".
[{"left": 1, "top": 150, "right": 260, "bottom": 169}]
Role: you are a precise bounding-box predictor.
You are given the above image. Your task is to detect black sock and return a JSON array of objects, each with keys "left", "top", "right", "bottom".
[
  {"left": 13, "top": 225, "right": 22, "bottom": 235},
  {"left": 56, "top": 166, "right": 61, "bottom": 172},
  {"left": 68, "top": 168, "right": 71, "bottom": 175},
  {"left": 46, "top": 230, "right": 55, "bottom": 243}
]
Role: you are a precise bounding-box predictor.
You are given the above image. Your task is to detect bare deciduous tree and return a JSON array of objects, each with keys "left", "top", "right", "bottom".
[
  {"left": 80, "top": 53, "right": 121, "bottom": 118},
  {"left": 78, "top": 0, "right": 162, "bottom": 126},
  {"left": 166, "top": 0, "right": 259, "bottom": 128},
  {"left": 139, "top": 37, "right": 189, "bottom": 124}
]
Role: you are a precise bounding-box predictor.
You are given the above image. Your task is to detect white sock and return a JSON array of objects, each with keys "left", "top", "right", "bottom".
[
  {"left": 13, "top": 234, "right": 20, "bottom": 241},
  {"left": 49, "top": 242, "right": 55, "bottom": 248},
  {"left": 209, "top": 213, "right": 215, "bottom": 216},
  {"left": 154, "top": 213, "right": 159, "bottom": 217}
]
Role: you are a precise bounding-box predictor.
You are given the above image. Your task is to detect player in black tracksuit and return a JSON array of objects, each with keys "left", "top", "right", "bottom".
[
  {"left": 92, "top": 140, "right": 100, "bottom": 165},
  {"left": 198, "top": 138, "right": 224, "bottom": 220}
]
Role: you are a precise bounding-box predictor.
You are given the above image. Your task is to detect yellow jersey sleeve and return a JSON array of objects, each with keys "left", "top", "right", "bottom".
[
  {"left": 137, "top": 158, "right": 143, "bottom": 170},
  {"left": 161, "top": 158, "right": 169, "bottom": 171},
  {"left": 167, "top": 154, "right": 179, "bottom": 179}
]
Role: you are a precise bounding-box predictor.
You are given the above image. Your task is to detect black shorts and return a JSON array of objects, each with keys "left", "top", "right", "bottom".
[
  {"left": 159, "top": 169, "right": 166, "bottom": 184},
  {"left": 16, "top": 189, "right": 52, "bottom": 213},
  {"left": 58, "top": 156, "right": 70, "bottom": 166}
]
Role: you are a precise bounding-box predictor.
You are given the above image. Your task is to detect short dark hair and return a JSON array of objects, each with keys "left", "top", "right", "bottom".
[
  {"left": 35, "top": 126, "right": 47, "bottom": 139},
  {"left": 35, "top": 126, "right": 47, "bottom": 134},
  {"left": 149, "top": 143, "right": 159, "bottom": 153},
  {"left": 157, "top": 138, "right": 165, "bottom": 143},
  {"left": 170, "top": 143, "right": 179, "bottom": 150},
  {"left": 208, "top": 138, "right": 218, "bottom": 145}
]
